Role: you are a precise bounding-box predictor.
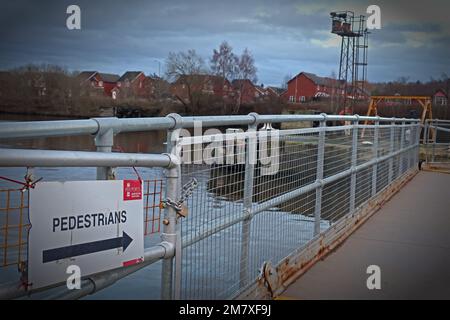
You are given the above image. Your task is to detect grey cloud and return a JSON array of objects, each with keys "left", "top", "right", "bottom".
[{"left": 0, "top": 0, "right": 448, "bottom": 85}]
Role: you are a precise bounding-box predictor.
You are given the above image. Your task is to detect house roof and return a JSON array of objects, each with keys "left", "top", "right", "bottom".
[
  {"left": 118, "top": 71, "right": 144, "bottom": 83},
  {"left": 267, "top": 86, "right": 285, "bottom": 95},
  {"left": 254, "top": 85, "right": 266, "bottom": 94},
  {"left": 434, "top": 88, "right": 448, "bottom": 98},
  {"left": 98, "top": 73, "right": 120, "bottom": 83},
  {"left": 288, "top": 72, "right": 341, "bottom": 86},
  {"left": 77, "top": 71, "right": 98, "bottom": 82},
  {"left": 302, "top": 72, "right": 328, "bottom": 86}
]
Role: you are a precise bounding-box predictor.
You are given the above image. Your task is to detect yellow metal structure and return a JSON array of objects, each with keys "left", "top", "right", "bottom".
[
  {"left": 365, "top": 96, "right": 433, "bottom": 123},
  {"left": 362, "top": 95, "right": 433, "bottom": 138}
]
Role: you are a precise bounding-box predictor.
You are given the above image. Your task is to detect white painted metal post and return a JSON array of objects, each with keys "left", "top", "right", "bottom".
[
  {"left": 388, "top": 121, "right": 395, "bottom": 183},
  {"left": 399, "top": 121, "right": 405, "bottom": 175},
  {"left": 349, "top": 117, "right": 359, "bottom": 214},
  {"left": 424, "top": 121, "right": 430, "bottom": 163},
  {"left": 432, "top": 122, "right": 436, "bottom": 163},
  {"left": 314, "top": 115, "right": 326, "bottom": 235},
  {"left": 161, "top": 114, "right": 182, "bottom": 300},
  {"left": 94, "top": 127, "right": 115, "bottom": 180},
  {"left": 240, "top": 113, "right": 258, "bottom": 289},
  {"left": 407, "top": 123, "right": 413, "bottom": 170},
  {"left": 371, "top": 118, "right": 379, "bottom": 197},
  {"left": 415, "top": 123, "right": 421, "bottom": 165}
]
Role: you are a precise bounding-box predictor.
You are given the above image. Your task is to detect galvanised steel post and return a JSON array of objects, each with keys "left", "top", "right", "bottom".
[
  {"left": 424, "top": 121, "right": 430, "bottom": 163},
  {"left": 371, "top": 117, "right": 379, "bottom": 197},
  {"left": 161, "top": 114, "right": 182, "bottom": 300},
  {"left": 94, "top": 126, "right": 115, "bottom": 180},
  {"left": 408, "top": 123, "right": 414, "bottom": 170},
  {"left": 416, "top": 123, "right": 421, "bottom": 165},
  {"left": 349, "top": 116, "right": 359, "bottom": 214},
  {"left": 240, "top": 113, "right": 258, "bottom": 289},
  {"left": 388, "top": 121, "right": 395, "bottom": 183},
  {"left": 432, "top": 123, "right": 436, "bottom": 163},
  {"left": 399, "top": 121, "right": 405, "bottom": 175},
  {"left": 314, "top": 114, "right": 326, "bottom": 235}
]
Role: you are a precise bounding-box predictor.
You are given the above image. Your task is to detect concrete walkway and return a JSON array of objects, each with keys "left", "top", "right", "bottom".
[{"left": 282, "top": 171, "right": 450, "bottom": 299}]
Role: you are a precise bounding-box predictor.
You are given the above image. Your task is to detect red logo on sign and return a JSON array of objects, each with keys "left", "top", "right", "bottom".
[{"left": 123, "top": 180, "right": 142, "bottom": 201}]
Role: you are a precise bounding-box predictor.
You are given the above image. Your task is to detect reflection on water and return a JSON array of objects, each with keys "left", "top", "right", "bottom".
[{"left": 207, "top": 142, "right": 353, "bottom": 221}]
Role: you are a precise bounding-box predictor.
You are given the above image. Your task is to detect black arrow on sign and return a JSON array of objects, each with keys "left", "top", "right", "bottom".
[{"left": 42, "top": 231, "right": 133, "bottom": 263}]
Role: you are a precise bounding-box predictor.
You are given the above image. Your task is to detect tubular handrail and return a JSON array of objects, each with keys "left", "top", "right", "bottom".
[
  {"left": 0, "top": 148, "right": 178, "bottom": 168},
  {"left": 0, "top": 114, "right": 419, "bottom": 140}
]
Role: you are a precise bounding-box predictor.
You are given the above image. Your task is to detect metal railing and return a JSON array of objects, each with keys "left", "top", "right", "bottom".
[
  {"left": 0, "top": 113, "right": 420, "bottom": 300},
  {"left": 423, "top": 119, "right": 450, "bottom": 165}
]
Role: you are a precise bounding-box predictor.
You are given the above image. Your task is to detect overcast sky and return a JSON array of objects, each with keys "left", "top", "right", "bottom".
[{"left": 0, "top": 0, "right": 449, "bottom": 86}]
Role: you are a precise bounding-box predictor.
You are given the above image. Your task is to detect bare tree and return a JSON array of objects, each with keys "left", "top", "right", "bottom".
[
  {"left": 210, "top": 41, "right": 239, "bottom": 113},
  {"left": 233, "top": 48, "right": 258, "bottom": 114},
  {"left": 165, "top": 49, "right": 207, "bottom": 113},
  {"left": 210, "top": 41, "right": 238, "bottom": 81}
]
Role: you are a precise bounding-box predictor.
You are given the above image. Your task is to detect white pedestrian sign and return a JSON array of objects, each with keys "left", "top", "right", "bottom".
[{"left": 28, "top": 180, "right": 144, "bottom": 290}]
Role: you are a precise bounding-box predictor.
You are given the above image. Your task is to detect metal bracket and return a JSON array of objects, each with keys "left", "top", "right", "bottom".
[{"left": 259, "top": 261, "right": 279, "bottom": 298}]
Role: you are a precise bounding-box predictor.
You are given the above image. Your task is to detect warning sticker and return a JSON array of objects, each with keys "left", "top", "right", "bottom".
[{"left": 123, "top": 180, "right": 142, "bottom": 201}]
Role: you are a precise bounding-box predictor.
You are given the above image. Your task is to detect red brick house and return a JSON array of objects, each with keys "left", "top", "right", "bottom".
[
  {"left": 433, "top": 89, "right": 448, "bottom": 106},
  {"left": 77, "top": 71, "right": 120, "bottom": 97},
  {"left": 141, "top": 75, "right": 172, "bottom": 100},
  {"left": 283, "top": 72, "right": 342, "bottom": 103},
  {"left": 232, "top": 79, "right": 266, "bottom": 105},
  {"left": 170, "top": 74, "right": 234, "bottom": 104},
  {"left": 115, "top": 71, "right": 147, "bottom": 98},
  {"left": 100, "top": 73, "right": 120, "bottom": 97}
]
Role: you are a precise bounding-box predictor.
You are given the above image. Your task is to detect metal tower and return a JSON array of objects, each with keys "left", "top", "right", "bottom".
[{"left": 330, "top": 11, "right": 369, "bottom": 114}]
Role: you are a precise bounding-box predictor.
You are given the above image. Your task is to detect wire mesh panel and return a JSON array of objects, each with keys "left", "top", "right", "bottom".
[
  {"left": 322, "top": 175, "right": 351, "bottom": 223},
  {"left": 427, "top": 121, "right": 450, "bottom": 163},
  {"left": 177, "top": 121, "right": 420, "bottom": 300},
  {"left": 376, "top": 125, "right": 392, "bottom": 193},
  {"left": 357, "top": 126, "right": 375, "bottom": 166},
  {"left": 323, "top": 128, "right": 352, "bottom": 178},
  {"left": 355, "top": 166, "right": 372, "bottom": 208},
  {"left": 179, "top": 134, "right": 248, "bottom": 299},
  {"left": 179, "top": 129, "right": 322, "bottom": 299}
]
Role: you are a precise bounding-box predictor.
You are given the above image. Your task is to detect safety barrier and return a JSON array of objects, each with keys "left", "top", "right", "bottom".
[
  {"left": 0, "top": 113, "right": 420, "bottom": 299},
  {"left": 423, "top": 119, "right": 450, "bottom": 172}
]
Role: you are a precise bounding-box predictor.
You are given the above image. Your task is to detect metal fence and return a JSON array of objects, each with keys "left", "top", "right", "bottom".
[
  {"left": 176, "top": 117, "right": 420, "bottom": 299},
  {"left": 0, "top": 113, "right": 420, "bottom": 300},
  {"left": 423, "top": 119, "right": 450, "bottom": 164}
]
